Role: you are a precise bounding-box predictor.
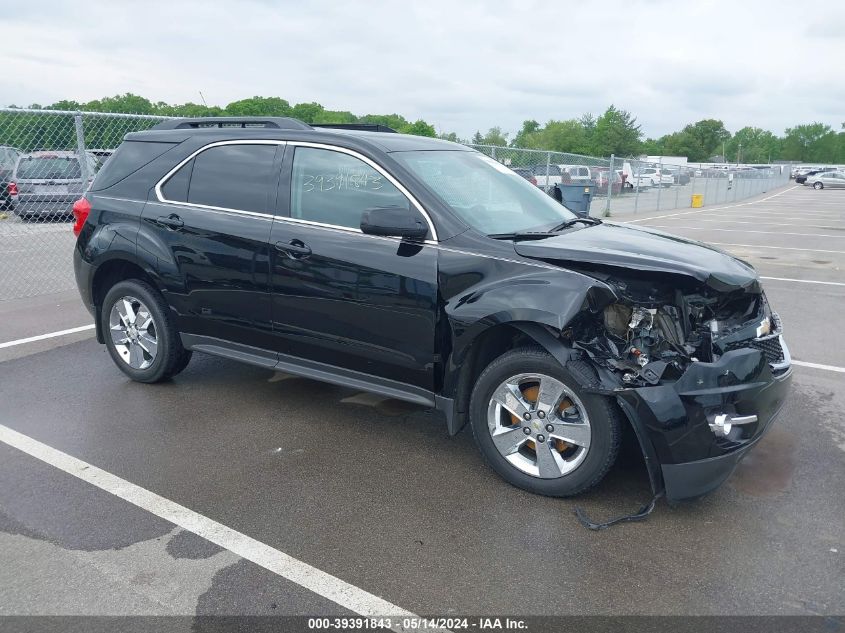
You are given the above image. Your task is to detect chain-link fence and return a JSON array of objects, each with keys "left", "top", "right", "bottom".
[
  {"left": 468, "top": 145, "right": 791, "bottom": 218},
  {"left": 0, "top": 108, "right": 171, "bottom": 300},
  {"left": 0, "top": 107, "right": 791, "bottom": 302}
]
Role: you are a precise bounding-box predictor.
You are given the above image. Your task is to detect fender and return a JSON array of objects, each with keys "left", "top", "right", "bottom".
[{"left": 439, "top": 263, "right": 617, "bottom": 398}]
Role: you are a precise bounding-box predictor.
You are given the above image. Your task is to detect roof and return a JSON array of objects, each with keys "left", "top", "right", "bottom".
[{"left": 129, "top": 116, "right": 468, "bottom": 154}]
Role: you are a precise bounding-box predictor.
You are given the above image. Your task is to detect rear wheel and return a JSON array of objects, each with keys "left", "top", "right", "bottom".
[
  {"left": 470, "top": 347, "right": 622, "bottom": 497},
  {"left": 813, "top": 181, "right": 823, "bottom": 190},
  {"left": 101, "top": 279, "right": 191, "bottom": 383}
]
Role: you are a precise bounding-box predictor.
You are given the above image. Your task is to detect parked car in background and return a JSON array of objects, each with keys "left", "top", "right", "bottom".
[
  {"left": 592, "top": 168, "right": 622, "bottom": 195},
  {"left": 664, "top": 166, "right": 691, "bottom": 185},
  {"left": 511, "top": 167, "right": 538, "bottom": 186},
  {"left": 805, "top": 171, "right": 845, "bottom": 189},
  {"left": 529, "top": 163, "right": 563, "bottom": 191},
  {"left": 639, "top": 166, "right": 673, "bottom": 187},
  {"left": 9, "top": 151, "right": 101, "bottom": 220},
  {"left": 558, "top": 164, "right": 593, "bottom": 184},
  {"left": 0, "top": 145, "right": 22, "bottom": 210},
  {"left": 794, "top": 166, "right": 821, "bottom": 179},
  {"left": 621, "top": 162, "right": 652, "bottom": 189},
  {"left": 88, "top": 149, "right": 116, "bottom": 165},
  {"left": 796, "top": 167, "right": 836, "bottom": 184}
]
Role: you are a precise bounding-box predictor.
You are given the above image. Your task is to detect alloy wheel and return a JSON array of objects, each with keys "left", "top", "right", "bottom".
[
  {"left": 109, "top": 295, "right": 158, "bottom": 370},
  {"left": 486, "top": 373, "right": 591, "bottom": 479}
]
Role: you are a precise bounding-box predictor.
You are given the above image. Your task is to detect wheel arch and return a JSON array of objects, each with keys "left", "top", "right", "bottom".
[
  {"left": 441, "top": 319, "right": 665, "bottom": 496},
  {"left": 441, "top": 319, "right": 571, "bottom": 437},
  {"left": 91, "top": 256, "right": 161, "bottom": 344}
]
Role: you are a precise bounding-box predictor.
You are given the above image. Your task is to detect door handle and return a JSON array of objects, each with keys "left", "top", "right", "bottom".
[
  {"left": 275, "top": 239, "right": 312, "bottom": 259},
  {"left": 156, "top": 214, "right": 184, "bottom": 229}
]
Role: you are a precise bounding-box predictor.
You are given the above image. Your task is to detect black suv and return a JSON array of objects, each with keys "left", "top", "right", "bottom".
[{"left": 73, "top": 117, "right": 792, "bottom": 502}]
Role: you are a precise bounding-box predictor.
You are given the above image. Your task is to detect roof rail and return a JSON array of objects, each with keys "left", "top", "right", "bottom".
[
  {"left": 311, "top": 123, "right": 397, "bottom": 133},
  {"left": 151, "top": 117, "right": 312, "bottom": 131}
]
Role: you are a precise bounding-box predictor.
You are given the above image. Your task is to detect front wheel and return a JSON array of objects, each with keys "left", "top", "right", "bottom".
[
  {"left": 470, "top": 347, "right": 622, "bottom": 497},
  {"left": 101, "top": 279, "right": 191, "bottom": 383},
  {"left": 813, "top": 181, "right": 823, "bottom": 190}
]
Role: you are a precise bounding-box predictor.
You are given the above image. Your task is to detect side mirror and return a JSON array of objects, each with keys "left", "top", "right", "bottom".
[{"left": 360, "top": 206, "right": 428, "bottom": 241}]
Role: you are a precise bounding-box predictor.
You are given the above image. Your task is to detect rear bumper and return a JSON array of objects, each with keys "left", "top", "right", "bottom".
[
  {"left": 616, "top": 345, "right": 793, "bottom": 502},
  {"left": 13, "top": 195, "right": 76, "bottom": 216}
]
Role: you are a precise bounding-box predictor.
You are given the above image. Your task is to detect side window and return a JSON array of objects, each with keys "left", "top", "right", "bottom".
[
  {"left": 188, "top": 144, "right": 277, "bottom": 212},
  {"left": 290, "top": 147, "right": 410, "bottom": 230}
]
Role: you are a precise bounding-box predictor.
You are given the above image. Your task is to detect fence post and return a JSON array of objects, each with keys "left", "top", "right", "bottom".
[
  {"left": 690, "top": 167, "right": 697, "bottom": 207},
  {"left": 656, "top": 157, "right": 663, "bottom": 211},
  {"left": 491, "top": 146, "right": 497, "bottom": 161},
  {"left": 74, "top": 112, "right": 90, "bottom": 185},
  {"left": 673, "top": 166, "right": 681, "bottom": 209},
  {"left": 604, "top": 154, "right": 614, "bottom": 217},
  {"left": 703, "top": 168, "right": 709, "bottom": 206},
  {"left": 545, "top": 152, "right": 551, "bottom": 195},
  {"left": 633, "top": 159, "right": 641, "bottom": 215}
]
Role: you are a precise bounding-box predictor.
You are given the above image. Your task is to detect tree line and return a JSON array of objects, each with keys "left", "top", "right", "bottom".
[
  {"left": 473, "top": 106, "right": 845, "bottom": 164},
  {"left": 3, "top": 94, "right": 844, "bottom": 163}
]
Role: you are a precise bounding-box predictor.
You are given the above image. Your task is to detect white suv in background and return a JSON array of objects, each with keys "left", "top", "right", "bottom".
[{"left": 639, "top": 166, "right": 673, "bottom": 187}]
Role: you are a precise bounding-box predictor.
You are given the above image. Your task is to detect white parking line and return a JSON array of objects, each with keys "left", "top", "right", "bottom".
[
  {"left": 624, "top": 185, "right": 799, "bottom": 223},
  {"left": 760, "top": 276, "right": 845, "bottom": 287},
  {"left": 0, "top": 424, "right": 419, "bottom": 625},
  {"left": 792, "top": 360, "right": 845, "bottom": 374},
  {"left": 689, "top": 219, "right": 845, "bottom": 229},
  {"left": 705, "top": 210, "right": 845, "bottom": 218},
  {"left": 0, "top": 324, "right": 95, "bottom": 349},
  {"left": 709, "top": 242, "right": 845, "bottom": 255},
  {"left": 648, "top": 226, "right": 845, "bottom": 239}
]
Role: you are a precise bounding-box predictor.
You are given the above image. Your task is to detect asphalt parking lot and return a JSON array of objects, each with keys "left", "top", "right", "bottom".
[{"left": 0, "top": 184, "right": 843, "bottom": 625}]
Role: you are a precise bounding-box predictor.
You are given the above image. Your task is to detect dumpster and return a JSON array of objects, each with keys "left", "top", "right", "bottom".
[
  {"left": 553, "top": 183, "right": 594, "bottom": 217},
  {"left": 691, "top": 193, "right": 704, "bottom": 208}
]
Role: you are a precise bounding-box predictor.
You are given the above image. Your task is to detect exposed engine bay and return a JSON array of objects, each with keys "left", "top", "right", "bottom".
[{"left": 564, "top": 269, "right": 779, "bottom": 388}]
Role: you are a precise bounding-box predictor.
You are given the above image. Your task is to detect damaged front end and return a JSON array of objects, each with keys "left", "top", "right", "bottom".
[{"left": 563, "top": 268, "right": 792, "bottom": 502}]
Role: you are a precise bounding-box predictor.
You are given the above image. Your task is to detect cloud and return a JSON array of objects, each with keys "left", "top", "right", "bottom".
[{"left": 1, "top": 0, "right": 842, "bottom": 138}]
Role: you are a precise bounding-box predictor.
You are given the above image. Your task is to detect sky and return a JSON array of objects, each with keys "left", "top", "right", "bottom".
[{"left": 2, "top": 0, "right": 844, "bottom": 140}]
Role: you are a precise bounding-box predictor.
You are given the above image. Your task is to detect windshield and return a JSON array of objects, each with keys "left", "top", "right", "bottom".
[
  {"left": 392, "top": 150, "right": 576, "bottom": 234},
  {"left": 16, "top": 157, "right": 82, "bottom": 180}
]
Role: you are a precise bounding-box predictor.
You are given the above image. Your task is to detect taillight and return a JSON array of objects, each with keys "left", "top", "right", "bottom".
[
  {"left": 530, "top": 176, "right": 538, "bottom": 186},
  {"left": 72, "top": 197, "right": 90, "bottom": 237},
  {"left": 7, "top": 182, "right": 17, "bottom": 196}
]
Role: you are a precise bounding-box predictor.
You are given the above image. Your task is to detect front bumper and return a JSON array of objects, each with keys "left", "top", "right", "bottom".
[{"left": 615, "top": 339, "right": 793, "bottom": 502}]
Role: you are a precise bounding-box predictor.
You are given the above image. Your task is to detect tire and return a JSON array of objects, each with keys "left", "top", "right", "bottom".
[
  {"left": 469, "top": 347, "right": 622, "bottom": 497},
  {"left": 813, "top": 182, "right": 823, "bottom": 190},
  {"left": 101, "top": 279, "right": 191, "bottom": 383}
]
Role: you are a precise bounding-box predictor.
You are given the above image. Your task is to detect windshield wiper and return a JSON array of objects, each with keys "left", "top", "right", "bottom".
[
  {"left": 489, "top": 217, "right": 603, "bottom": 241},
  {"left": 547, "top": 217, "right": 602, "bottom": 232},
  {"left": 488, "top": 231, "right": 553, "bottom": 241}
]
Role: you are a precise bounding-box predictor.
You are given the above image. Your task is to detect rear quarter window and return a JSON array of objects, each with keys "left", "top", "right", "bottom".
[{"left": 90, "top": 141, "right": 177, "bottom": 191}]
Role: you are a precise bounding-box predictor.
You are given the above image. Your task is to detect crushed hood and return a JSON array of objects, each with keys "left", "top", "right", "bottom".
[{"left": 513, "top": 222, "right": 759, "bottom": 292}]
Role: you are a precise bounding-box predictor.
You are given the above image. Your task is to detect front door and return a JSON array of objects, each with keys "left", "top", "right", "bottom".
[{"left": 268, "top": 145, "right": 438, "bottom": 392}]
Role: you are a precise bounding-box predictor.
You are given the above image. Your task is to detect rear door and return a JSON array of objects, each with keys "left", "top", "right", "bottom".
[{"left": 141, "top": 141, "right": 283, "bottom": 355}]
